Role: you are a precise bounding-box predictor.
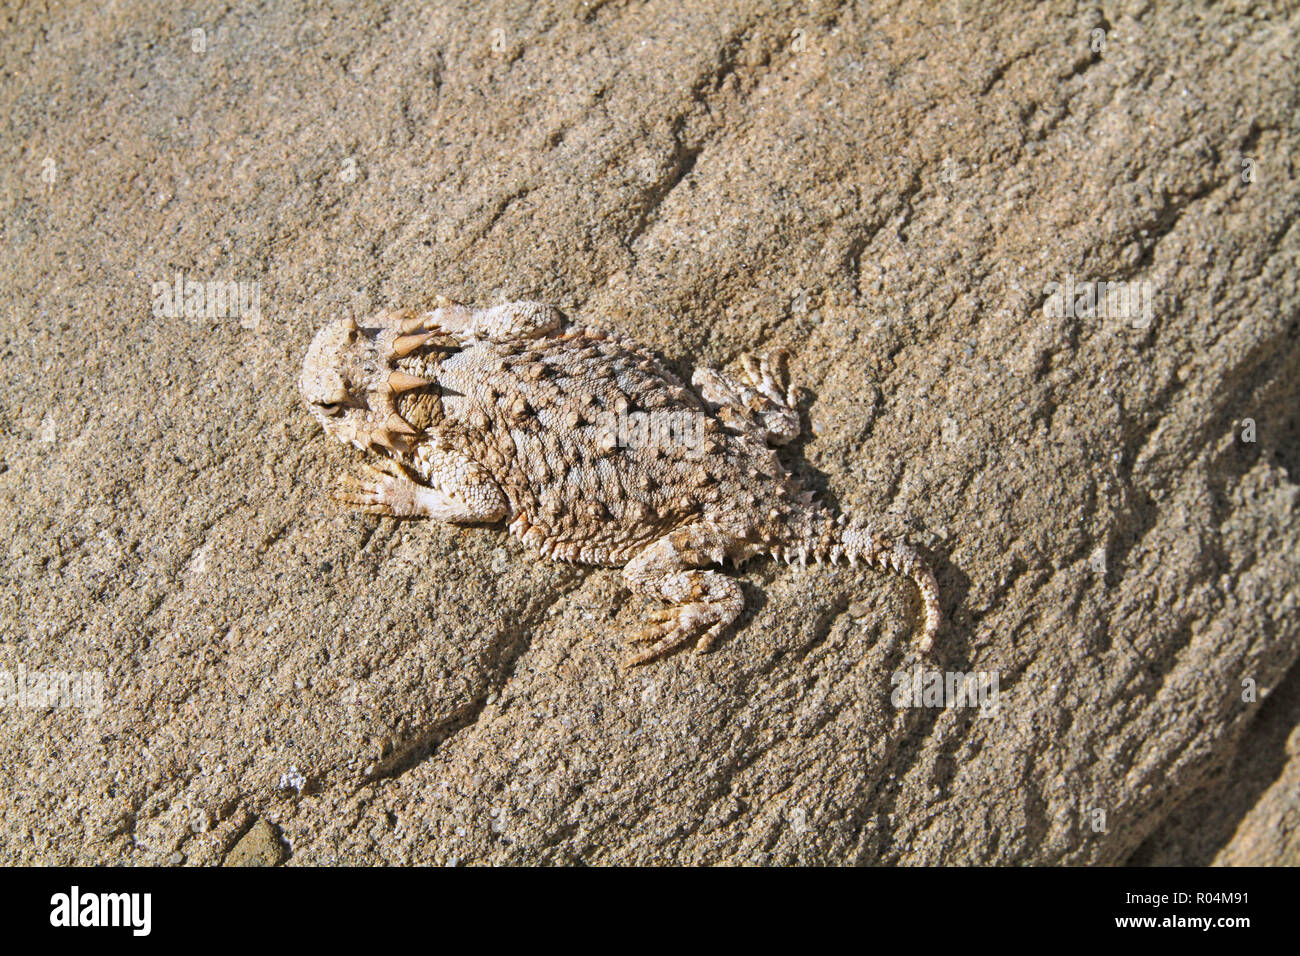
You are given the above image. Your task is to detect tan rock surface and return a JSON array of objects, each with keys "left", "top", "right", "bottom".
[{"left": 1, "top": 0, "right": 1296, "bottom": 864}]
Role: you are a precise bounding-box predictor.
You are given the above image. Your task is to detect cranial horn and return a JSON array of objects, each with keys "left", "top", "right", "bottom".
[
  {"left": 385, "top": 412, "right": 418, "bottom": 436},
  {"left": 392, "top": 332, "right": 437, "bottom": 357},
  {"left": 372, "top": 431, "right": 406, "bottom": 455},
  {"left": 388, "top": 370, "right": 432, "bottom": 392}
]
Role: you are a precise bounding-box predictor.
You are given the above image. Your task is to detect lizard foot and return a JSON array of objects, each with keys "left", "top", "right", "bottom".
[
  {"left": 624, "top": 570, "right": 742, "bottom": 667},
  {"left": 334, "top": 460, "right": 422, "bottom": 516}
]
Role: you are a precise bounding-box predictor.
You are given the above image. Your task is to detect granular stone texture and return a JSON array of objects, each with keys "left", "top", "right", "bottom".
[{"left": 0, "top": 0, "right": 1296, "bottom": 865}]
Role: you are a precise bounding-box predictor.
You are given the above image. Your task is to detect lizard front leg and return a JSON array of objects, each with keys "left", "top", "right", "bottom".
[
  {"left": 416, "top": 299, "right": 564, "bottom": 344},
  {"left": 335, "top": 451, "right": 508, "bottom": 522}
]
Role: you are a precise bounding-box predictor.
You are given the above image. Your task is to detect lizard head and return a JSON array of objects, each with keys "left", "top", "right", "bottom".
[{"left": 299, "top": 310, "right": 440, "bottom": 457}]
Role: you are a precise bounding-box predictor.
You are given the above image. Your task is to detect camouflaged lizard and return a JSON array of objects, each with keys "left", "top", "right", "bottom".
[{"left": 299, "top": 300, "right": 941, "bottom": 665}]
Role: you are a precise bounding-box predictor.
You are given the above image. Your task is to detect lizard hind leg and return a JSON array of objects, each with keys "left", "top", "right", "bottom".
[
  {"left": 622, "top": 527, "right": 744, "bottom": 667},
  {"left": 691, "top": 348, "right": 800, "bottom": 446}
]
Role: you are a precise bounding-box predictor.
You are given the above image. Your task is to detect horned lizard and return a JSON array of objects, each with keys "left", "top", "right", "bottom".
[{"left": 299, "top": 300, "right": 940, "bottom": 665}]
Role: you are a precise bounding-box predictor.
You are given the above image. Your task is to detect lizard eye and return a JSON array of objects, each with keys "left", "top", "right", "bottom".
[{"left": 315, "top": 400, "right": 344, "bottom": 416}]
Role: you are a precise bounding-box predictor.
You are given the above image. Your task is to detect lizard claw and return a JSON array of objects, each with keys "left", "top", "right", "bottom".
[
  {"left": 334, "top": 462, "right": 419, "bottom": 516},
  {"left": 741, "top": 348, "right": 795, "bottom": 408},
  {"left": 623, "top": 604, "right": 729, "bottom": 666}
]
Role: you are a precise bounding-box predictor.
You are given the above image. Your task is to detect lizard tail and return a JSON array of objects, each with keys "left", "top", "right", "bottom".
[{"left": 770, "top": 514, "right": 941, "bottom": 653}]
